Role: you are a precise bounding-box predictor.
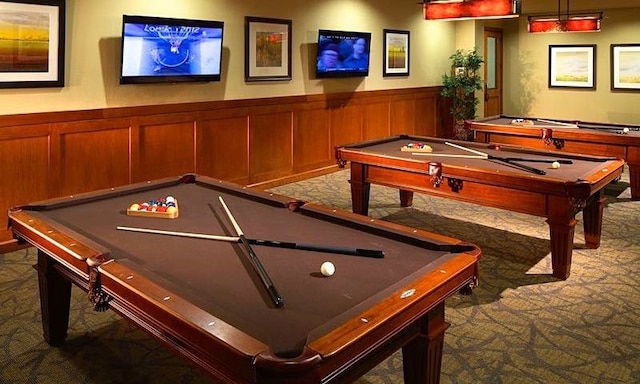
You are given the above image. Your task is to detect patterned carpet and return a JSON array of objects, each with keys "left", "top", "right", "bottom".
[{"left": 1, "top": 167, "right": 639, "bottom": 384}]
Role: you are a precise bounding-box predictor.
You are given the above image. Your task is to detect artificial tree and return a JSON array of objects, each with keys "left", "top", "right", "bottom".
[{"left": 441, "top": 49, "right": 484, "bottom": 140}]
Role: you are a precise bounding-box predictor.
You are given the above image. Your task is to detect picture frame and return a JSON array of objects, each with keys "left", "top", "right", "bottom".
[
  {"left": 0, "top": 0, "right": 65, "bottom": 88},
  {"left": 548, "top": 45, "right": 596, "bottom": 89},
  {"left": 383, "top": 29, "right": 410, "bottom": 77},
  {"left": 245, "top": 16, "right": 292, "bottom": 82},
  {"left": 610, "top": 44, "right": 640, "bottom": 91}
]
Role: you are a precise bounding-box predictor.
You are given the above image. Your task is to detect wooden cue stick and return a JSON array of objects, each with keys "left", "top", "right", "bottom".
[
  {"left": 117, "top": 226, "right": 239, "bottom": 241},
  {"left": 444, "top": 141, "right": 489, "bottom": 157},
  {"left": 115, "top": 226, "right": 384, "bottom": 258},
  {"left": 536, "top": 118, "right": 578, "bottom": 127},
  {"left": 218, "top": 196, "right": 284, "bottom": 308},
  {"left": 411, "top": 153, "right": 485, "bottom": 159},
  {"left": 444, "top": 141, "right": 546, "bottom": 175}
]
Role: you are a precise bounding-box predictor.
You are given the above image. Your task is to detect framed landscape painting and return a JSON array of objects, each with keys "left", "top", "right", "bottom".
[
  {"left": 611, "top": 44, "right": 640, "bottom": 91},
  {"left": 245, "top": 16, "right": 292, "bottom": 82},
  {"left": 383, "top": 29, "right": 409, "bottom": 77},
  {"left": 0, "top": 0, "right": 65, "bottom": 88},
  {"left": 548, "top": 45, "right": 596, "bottom": 89}
]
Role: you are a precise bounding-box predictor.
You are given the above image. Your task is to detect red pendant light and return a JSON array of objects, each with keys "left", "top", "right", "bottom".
[
  {"left": 423, "top": 0, "right": 520, "bottom": 21},
  {"left": 528, "top": 0, "right": 602, "bottom": 33}
]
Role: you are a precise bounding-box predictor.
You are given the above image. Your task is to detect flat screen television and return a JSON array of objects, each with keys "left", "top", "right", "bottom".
[
  {"left": 120, "top": 15, "right": 224, "bottom": 84},
  {"left": 316, "top": 29, "right": 371, "bottom": 78}
]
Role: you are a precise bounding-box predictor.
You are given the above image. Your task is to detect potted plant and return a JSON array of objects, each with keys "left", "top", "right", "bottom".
[{"left": 441, "top": 49, "right": 484, "bottom": 140}]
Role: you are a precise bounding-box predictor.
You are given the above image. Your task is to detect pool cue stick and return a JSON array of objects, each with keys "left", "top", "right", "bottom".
[
  {"left": 411, "top": 153, "right": 572, "bottom": 164},
  {"left": 411, "top": 153, "right": 486, "bottom": 159},
  {"left": 536, "top": 118, "right": 578, "bottom": 127},
  {"left": 115, "top": 226, "right": 385, "bottom": 258},
  {"left": 218, "top": 196, "right": 284, "bottom": 308},
  {"left": 445, "top": 142, "right": 546, "bottom": 175},
  {"left": 444, "top": 141, "right": 488, "bottom": 157}
]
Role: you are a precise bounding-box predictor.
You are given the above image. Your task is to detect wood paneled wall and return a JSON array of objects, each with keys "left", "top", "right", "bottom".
[{"left": 0, "top": 86, "right": 450, "bottom": 250}]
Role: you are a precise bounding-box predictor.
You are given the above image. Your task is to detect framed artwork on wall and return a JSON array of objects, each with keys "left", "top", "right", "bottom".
[
  {"left": 245, "top": 16, "right": 292, "bottom": 82},
  {"left": 383, "top": 29, "right": 410, "bottom": 77},
  {"left": 610, "top": 44, "right": 640, "bottom": 91},
  {"left": 548, "top": 45, "right": 596, "bottom": 89},
  {"left": 0, "top": 0, "right": 65, "bottom": 88}
]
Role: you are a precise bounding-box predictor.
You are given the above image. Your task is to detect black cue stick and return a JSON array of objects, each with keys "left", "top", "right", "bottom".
[
  {"left": 116, "top": 226, "right": 384, "bottom": 258},
  {"left": 488, "top": 157, "right": 546, "bottom": 175},
  {"left": 218, "top": 196, "right": 284, "bottom": 308},
  {"left": 490, "top": 157, "right": 573, "bottom": 164},
  {"left": 445, "top": 142, "right": 547, "bottom": 176}
]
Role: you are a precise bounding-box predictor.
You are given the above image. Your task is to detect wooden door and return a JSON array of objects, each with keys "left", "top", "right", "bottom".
[{"left": 484, "top": 28, "right": 503, "bottom": 117}]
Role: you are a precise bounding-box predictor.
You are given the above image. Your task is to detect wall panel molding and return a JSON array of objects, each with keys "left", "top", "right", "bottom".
[{"left": 0, "top": 87, "right": 447, "bottom": 250}]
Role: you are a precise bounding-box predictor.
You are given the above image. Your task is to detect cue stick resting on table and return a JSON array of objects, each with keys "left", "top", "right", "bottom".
[
  {"left": 444, "top": 141, "right": 547, "bottom": 175},
  {"left": 218, "top": 196, "right": 285, "bottom": 308},
  {"left": 115, "top": 226, "right": 385, "bottom": 258},
  {"left": 411, "top": 152, "right": 573, "bottom": 164}
]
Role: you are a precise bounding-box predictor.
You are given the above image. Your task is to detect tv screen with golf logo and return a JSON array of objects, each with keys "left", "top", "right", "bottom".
[{"left": 120, "top": 15, "right": 224, "bottom": 84}]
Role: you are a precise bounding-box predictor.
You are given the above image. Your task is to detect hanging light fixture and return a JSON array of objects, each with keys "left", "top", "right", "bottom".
[
  {"left": 528, "top": 0, "right": 602, "bottom": 33},
  {"left": 423, "top": 0, "right": 520, "bottom": 21}
]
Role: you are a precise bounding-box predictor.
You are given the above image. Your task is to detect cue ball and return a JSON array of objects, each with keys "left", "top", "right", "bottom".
[
  {"left": 551, "top": 161, "right": 561, "bottom": 169},
  {"left": 623, "top": 127, "right": 630, "bottom": 133},
  {"left": 320, "top": 261, "right": 335, "bottom": 277}
]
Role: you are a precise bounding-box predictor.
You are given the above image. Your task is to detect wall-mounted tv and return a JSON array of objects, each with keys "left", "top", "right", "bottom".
[
  {"left": 316, "top": 29, "right": 371, "bottom": 79},
  {"left": 120, "top": 15, "right": 224, "bottom": 84}
]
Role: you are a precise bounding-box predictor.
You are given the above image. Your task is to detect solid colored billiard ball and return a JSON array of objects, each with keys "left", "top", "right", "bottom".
[
  {"left": 166, "top": 206, "right": 177, "bottom": 215},
  {"left": 129, "top": 203, "right": 140, "bottom": 211},
  {"left": 551, "top": 161, "right": 561, "bottom": 169},
  {"left": 320, "top": 261, "right": 335, "bottom": 277}
]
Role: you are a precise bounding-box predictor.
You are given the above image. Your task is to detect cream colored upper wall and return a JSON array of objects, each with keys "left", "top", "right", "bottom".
[
  {"left": 502, "top": 6, "right": 640, "bottom": 124},
  {"left": 0, "top": 0, "right": 457, "bottom": 116}
]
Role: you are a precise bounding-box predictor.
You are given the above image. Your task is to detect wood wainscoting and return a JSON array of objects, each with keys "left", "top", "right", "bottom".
[{"left": 0, "top": 86, "right": 450, "bottom": 250}]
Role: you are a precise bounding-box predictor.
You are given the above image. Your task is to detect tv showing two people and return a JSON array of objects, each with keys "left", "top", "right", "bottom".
[
  {"left": 120, "top": 15, "right": 224, "bottom": 84},
  {"left": 316, "top": 30, "right": 371, "bottom": 78}
]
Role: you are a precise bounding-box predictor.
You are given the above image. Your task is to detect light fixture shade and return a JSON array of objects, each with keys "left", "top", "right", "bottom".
[
  {"left": 528, "top": 14, "right": 602, "bottom": 33},
  {"left": 424, "top": 0, "right": 520, "bottom": 21}
]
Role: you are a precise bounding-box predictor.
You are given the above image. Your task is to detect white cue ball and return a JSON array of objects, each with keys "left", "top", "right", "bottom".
[
  {"left": 551, "top": 161, "right": 561, "bottom": 169},
  {"left": 320, "top": 261, "right": 335, "bottom": 277},
  {"left": 623, "top": 127, "right": 630, "bottom": 133}
]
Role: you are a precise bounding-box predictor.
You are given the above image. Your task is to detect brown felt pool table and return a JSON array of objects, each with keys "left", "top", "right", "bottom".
[
  {"left": 335, "top": 135, "right": 625, "bottom": 280},
  {"left": 8, "top": 174, "right": 481, "bottom": 384},
  {"left": 467, "top": 115, "right": 640, "bottom": 199}
]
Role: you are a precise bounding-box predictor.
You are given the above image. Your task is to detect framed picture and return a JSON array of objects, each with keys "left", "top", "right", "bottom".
[
  {"left": 548, "top": 45, "right": 596, "bottom": 89},
  {"left": 383, "top": 29, "right": 410, "bottom": 77},
  {"left": 0, "top": 0, "right": 65, "bottom": 88},
  {"left": 610, "top": 44, "right": 640, "bottom": 91},
  {"left": 245, "top": 16, "right": 292, "bottom": 82}
]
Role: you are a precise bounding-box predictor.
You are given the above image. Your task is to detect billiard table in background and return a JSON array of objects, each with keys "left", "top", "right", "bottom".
[
  {"left": 8, "top": 174, "right": 481, "bottom": 384},
  {"left": 335, "top": 135, "right": 625, "bottom": 280},
  {"left": 467, "top": 115, "right": 640, "bottom": 199}
]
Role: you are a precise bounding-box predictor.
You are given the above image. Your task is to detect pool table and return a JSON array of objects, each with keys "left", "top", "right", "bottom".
[
  {"left": 335, "top": 135, "right": 625, "bottom": 280},
  {"left": 8, "top": 174, "right": 481, "bottom": 384},
  {"left": 467, "top": 115, "right": 640, "bottom": 199}
]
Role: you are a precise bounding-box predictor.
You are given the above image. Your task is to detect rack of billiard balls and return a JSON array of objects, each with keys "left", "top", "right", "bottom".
[
  {"left": 127, "top": 196, "right": 179, "bottom": 219},
  {"left": 400, "top": 142, "right": 433, "bottom": 153}
]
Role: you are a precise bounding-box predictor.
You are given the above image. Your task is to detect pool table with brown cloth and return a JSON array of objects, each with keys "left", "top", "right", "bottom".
[
  {"left": 8, "top": 174, "right": 481, "bottom": 384},
  {"left": 467, "top": 115, "right": 640, "bottom": 199},
  {"left": 335, "top": 135, "right": 625, "bottom": 280}
]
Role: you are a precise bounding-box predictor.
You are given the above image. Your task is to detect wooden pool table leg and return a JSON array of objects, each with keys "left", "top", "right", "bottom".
[
  {"left": 582, "top": 191, "right": 605, "bottom": 249},
  {"left": 349, "top": 163, "right": 371, "bottom": 215},
  {"left": 546, "top": 196, "right": 579, "bottom": 280},
  {"left": 402, "top": 302, "right": 450, "bottom": 384},
  {"left": 36, "top": 250, "right": 72, "bottom": 346},
  {"left": 399, "top": 190, "right": 414, "bottom": 208},
  {"left": 628, "top": 163, "right": 639, "bottom": 200}
]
